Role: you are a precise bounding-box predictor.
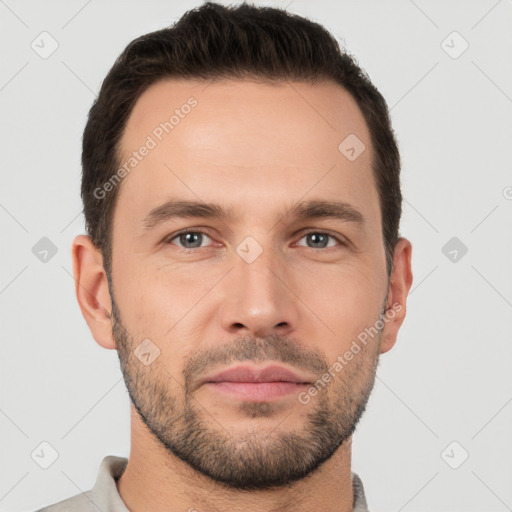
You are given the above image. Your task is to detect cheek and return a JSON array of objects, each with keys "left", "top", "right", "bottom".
[
  {"left": 303, "top": 264, "right": 386, "bottom": 358},
  {"left": 114, "top": 259, "right": 222, "bottom": 335}
]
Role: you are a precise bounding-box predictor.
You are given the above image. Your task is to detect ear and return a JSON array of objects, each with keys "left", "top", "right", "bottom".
[
  {"left": 72, "top": 235, "right": 116, "bottom": 350},
  {"left": 380, "top": 237, "right": 413, "bottom": 354}
]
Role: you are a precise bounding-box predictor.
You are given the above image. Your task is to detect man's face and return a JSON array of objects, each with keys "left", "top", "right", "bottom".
[{"left": 110, "top": 78, "right": 390, "bottom": 489}]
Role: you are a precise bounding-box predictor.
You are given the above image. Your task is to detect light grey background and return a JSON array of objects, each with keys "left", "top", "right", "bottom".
[{"left": 1, "top": 1, "right": 511, "bottom": 511}]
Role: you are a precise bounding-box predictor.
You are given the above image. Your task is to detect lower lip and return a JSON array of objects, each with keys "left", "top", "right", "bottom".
[{"left": 204, "top": 382, "right": 308, "bottom": 401}]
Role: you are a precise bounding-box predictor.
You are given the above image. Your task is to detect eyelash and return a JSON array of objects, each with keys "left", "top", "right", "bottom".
[{"left": 164, "top": 229, "right": 346, "bottom": 252}]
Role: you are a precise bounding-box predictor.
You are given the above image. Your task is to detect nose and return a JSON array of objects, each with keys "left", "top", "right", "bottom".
[{"left": 219, "top": 240, "right": 299, "bottom": 339}]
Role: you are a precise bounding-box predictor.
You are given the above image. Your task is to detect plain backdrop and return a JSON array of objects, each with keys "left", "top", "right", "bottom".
[{"left": 1, "top": 1, "right": 511, "bottom": 511}]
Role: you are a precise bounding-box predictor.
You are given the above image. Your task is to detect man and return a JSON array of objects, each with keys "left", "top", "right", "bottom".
[{"left": 39, "top": 2, "right": 412, "bottom": 511}]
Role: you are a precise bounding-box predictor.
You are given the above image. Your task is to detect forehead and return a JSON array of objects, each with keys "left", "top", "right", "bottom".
[
  {"left": 115, "top": 77, "right": 378, "bottom": 229},
  {"left": 122, "top": 77, "right": 370, "bottom": 159}
]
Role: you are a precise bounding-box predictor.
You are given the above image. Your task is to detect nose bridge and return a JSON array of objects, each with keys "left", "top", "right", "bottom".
[
  {"left": 237, "top": 236, "right": 280, "bottom": 292},
  {"left": 234, "top": 233, "right": 284, "bottom": 304},
  {"left": 219, "top": 232, "right": 297, "bottom": 336}
]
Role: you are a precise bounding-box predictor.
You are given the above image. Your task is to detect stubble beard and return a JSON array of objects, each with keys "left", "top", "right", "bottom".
[{"left": 112, "top": 297, "right": 381, "bottom": 490}]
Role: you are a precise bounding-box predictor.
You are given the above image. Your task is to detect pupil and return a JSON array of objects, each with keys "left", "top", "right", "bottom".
[
  {"left": 309, "top": 233, "right": 327, "bottom": 248},
  {"left": 182, "top": 233, "right": 201, "bottom": 248}
]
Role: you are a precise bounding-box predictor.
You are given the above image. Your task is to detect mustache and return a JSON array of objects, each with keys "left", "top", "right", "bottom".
[{"left": 183, "top": 333, "right": 329, "bottom": 390}]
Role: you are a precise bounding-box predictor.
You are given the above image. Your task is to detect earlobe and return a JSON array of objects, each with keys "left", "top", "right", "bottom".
[
  {"left": 71, "top": 235, "right": 117, "bottom": 350},
  {"left": 380, "top": 237, "right": 413, "bottom": 354}
]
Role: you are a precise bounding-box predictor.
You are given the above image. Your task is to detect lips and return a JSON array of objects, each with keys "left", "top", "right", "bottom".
[
  {"left": 201, "top": 365, "right": 311, "bottom": 403},
  {"left": 203, "top": 364, "right": 312, "bottom": 385},
  {"left": 200, "top": 365, "right": 314, "bottom": 401}
]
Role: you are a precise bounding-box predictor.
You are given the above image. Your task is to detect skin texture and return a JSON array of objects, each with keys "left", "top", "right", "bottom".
[{"left": 72, "top": 78, "right": 413, "bottom": 512}]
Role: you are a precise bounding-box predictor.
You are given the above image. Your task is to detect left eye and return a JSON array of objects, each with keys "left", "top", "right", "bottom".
[{"left": 296, "top": 232, "right": 341, "bottom": 249}]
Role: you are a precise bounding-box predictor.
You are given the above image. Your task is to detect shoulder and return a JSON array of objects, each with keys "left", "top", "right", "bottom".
[
  {"left": 34, "top": 490, "right": 96, "bottom": 512},
  {"left": 34, "top": 455, "right": 129, "bottom": 512}
]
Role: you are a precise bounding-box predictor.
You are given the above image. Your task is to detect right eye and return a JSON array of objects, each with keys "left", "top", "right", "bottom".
[{"left": 165, "top": 230, "right": 214, "bottom": 250}]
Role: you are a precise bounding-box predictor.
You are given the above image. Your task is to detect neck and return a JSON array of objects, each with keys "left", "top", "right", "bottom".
[{"left": 116, "top": 406, "right": 355, "bottom": 512}]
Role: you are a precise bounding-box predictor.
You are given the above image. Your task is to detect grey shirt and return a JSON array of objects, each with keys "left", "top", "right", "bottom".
[{"left": 37, "top": 455, "right": 370, "bottom": 512}]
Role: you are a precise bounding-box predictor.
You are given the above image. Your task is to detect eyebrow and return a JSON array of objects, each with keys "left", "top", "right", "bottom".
[{"left": 142, "top": 199, "right": 365, "bottom": 231}]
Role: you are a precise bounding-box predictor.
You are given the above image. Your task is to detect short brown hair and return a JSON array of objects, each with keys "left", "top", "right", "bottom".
[{"left": 82, "top": 1, "right": 402, "bottom": 279}]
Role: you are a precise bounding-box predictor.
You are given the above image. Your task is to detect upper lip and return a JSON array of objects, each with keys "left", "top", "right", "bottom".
[{"left": 202, "top": 364, "right": 312, "bottom": 385}]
